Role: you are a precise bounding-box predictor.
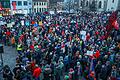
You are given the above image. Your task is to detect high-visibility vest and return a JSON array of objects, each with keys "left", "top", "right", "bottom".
[{"left": 17, "top": 45, "right": 22, "bottom": 51}]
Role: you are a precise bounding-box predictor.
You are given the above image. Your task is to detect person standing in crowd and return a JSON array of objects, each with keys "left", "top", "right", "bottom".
[
  {"left": 0, "top": 11, "right": 119, "bottom": 80},
  {"left": 3, "top": 65, "right": 13, "bottom": 80},
  {"left": 33, "top": 64, "right": 42, "bottom": 80},
  {"left": 110, "top": 65, "right": 117, "bottom": 80},
  {"left": 43, "top": 64, "right": 52, "bottom": 80},
  {"left": 95, "top": 61, "right": 102, "bottom": 80},
  {"left": 11, "top": 36, "right": 15, "bottom": 47},
  {"left": 17, "top": 44, "right": 22, "bottom": 55}
]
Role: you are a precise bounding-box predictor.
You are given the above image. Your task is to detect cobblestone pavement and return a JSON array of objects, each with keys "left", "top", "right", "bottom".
[{"left": 0, "top": 46, "right": 17, "bottom": 80}]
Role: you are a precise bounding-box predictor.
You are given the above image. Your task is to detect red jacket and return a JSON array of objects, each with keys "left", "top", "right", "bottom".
[
  {"left": 33, "top": 67, "right": 42, "bottom": 78},
  {"left": 6, "top": 31, "right": 11, "bottom": 36}
]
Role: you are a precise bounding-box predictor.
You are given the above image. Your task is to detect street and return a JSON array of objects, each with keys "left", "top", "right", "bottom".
[{"left": 0, "top": 46, "right": 17, "bottom": 80}]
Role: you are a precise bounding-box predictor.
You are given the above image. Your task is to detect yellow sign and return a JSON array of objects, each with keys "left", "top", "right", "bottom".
[{"left": 39, "top": 21, "right": 43, "bottom": 26}]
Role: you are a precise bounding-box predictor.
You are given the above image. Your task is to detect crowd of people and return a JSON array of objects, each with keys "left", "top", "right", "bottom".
[{"left": 0, "top": 11, "right": 120, "bottom": 80}]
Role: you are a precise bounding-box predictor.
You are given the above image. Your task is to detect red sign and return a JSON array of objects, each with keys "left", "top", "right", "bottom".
[
  {"left": 12, "top": 1, "right": 16, "bottom": 10},
  {"left": 0, "top": 2, "right": 3, "bottom": 10}
]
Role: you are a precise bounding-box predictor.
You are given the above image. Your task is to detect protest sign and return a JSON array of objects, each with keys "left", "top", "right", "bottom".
[
  {"left": 80, "top": 31, "right": 86, "bottom": 41},
  {"left": 7, "top": 23, "right": 13, "bottom": 28},
  {"left": 21, "top": 20, "right": 24, "bottom": 26}
]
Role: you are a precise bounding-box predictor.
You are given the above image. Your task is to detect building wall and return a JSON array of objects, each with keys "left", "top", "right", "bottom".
[
  {"left": 117, "top": 0, "right": 120, "bottom": 11},
  {"left": 97, "top": 0, "right": 105, "bottom": 11},
  {"left": 106, "top": 0, "right": 118, "bottom": 11},
  {"left": 83, "top": 0, "right": 119, "bottom": 12},
  {"left": 10, "top": 0, "right": 32, "bottom": 15},
  {"left": 33, "top": 1, "right": 48, "bottom": 13}
]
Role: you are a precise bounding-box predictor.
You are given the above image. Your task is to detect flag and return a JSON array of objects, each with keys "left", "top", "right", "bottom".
[
  {"left": 112, "top": 20, "right": 119, "bottom": 30},
  {"left": 105, "top": 11, "right": 118, "bottom": 39},
  {"left": 109, "top": 11, "right": 117, "bottom": 24},
  {"left": 93, "top": 50, "right": 100, "bottom": 58}
]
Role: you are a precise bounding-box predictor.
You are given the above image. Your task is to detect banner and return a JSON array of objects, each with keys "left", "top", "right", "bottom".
[
  {"left": 0, "top": 2, "right": 2, "bottom": 10},
  {"left": 86, "top": 51, "right": 94, "bottom": 56},
  {"left": 7, "top": 23, "right": 13, "bottom": 28},
  {"left": 80, "top": 31, "right": 86, "bottom": 41},
  {"left": 12, "top": 1, "right": 16, "bottom": 10},
  {"left": 21, "top": 20, "right": 24, "bottom": 26}
]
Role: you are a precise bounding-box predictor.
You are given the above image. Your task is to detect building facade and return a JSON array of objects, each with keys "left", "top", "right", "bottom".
[
  {"left": 10, "top": 0, "right": 32, "bottom": 15},
  {"left": 57, "top": 2, "right": 64, "bottom": 11},
  {"left": 0, "top": 0, "right": 11, "bottom": 15},
  {"left": 49, "top": 0, "right": 64, "bottom": 11},
  {"left": 33, "top": 0, "right": 49, "bottom": 13},
  {"left": 78, "top": 0, "right": 119, "bottom": 12},
  {"left": 117, "top": 0, "right": 120, "bottom": 11},
  {"left": 106, "top": 0, "right": 119, "bottom": 11}
]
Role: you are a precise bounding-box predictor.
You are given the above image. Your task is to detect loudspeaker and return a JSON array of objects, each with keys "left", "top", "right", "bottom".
[{"left": 0, "top": 44, "right": 3, "bottom": 53}]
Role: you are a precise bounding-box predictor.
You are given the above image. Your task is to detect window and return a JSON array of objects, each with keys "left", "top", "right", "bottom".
[
  {"left": 39, "top": 8, "right": 41, "bottom": 12},
  {"left": 39, "top": 2, "right": 41, "bottom": 5},
  {"left": 24, "top": 1, "right": 28, "bottom": 6},
  {"left": 29, "top": 2, "right": 31, "bottom": 5},
  {"left": 98, "top": 1, "right": 102, "bottom": 8},
  {"left": 18, "top": 1, "right": 22, "bottom": 6},
  {"left": 29, "top": 9, "right": 31, "bottom": 13},
  {"left": 44, "top": 2, "right": 46, "bottom": 5},
  {"left": 34, "top": 2, "right": 36, "bottom": 5},
  {"left": 42, "top": 2, "right": 43, "bottom": 5},
  {"left": 86, "top": 1, "right": 88, "bottom": 7},
  {"left": 42, "top": 8, "right": 44, "bottom": 12},
  {"left": 44, "top": 8, "right": 45, "bottom": 11},
  {"left": 37, "top": 2, "right": 38, "bottom": 5},
  {"left": 81, "top": 1, "right": 83, "bottom": 6},
  {"left": 2, "top": 1, "right": 10, "bottom": 8},
  {"left": 112, "top": 0, "right": 114, "bottom": 3},
  {"left": 7, "top": 2, "right": 10, "bottom": 8},
  {"left": 111, "top": 7, "right": 114, "bottom": 9},
  {"left": 3, "top": 2, "right": 6, "bottom": 7},
  {"left": 37, "top": 8, "right": 39, "bottom": 12}
]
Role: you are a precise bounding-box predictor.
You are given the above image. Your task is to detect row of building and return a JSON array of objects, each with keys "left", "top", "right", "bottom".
[
  {"left": 73, "top": 0, "right": 120, "bottom": 12},
  {"left": 0, "top": 0, "right": 64, "bottom": 15},
  {"left": 0, "top": 0, "right": 120, "bottom": 15}
]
